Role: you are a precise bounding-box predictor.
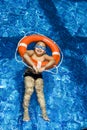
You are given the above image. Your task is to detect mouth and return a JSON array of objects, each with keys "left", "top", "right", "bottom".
[{"left": 37, "top": 49, "right": 43, "bottom": 53}]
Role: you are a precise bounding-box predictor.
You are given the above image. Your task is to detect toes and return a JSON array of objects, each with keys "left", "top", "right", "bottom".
[
  {"left": 42, "top": 115, "right": 50, "bottom": 121},
  {"left": 23, "top": 115, "right": 30, "bottom": 121},
  {"left": 23, "top": 117, "right": 30, "bottom": 121}
]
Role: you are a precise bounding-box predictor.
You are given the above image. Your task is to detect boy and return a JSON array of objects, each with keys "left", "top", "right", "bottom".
[{"left": 23, "top": 41, "right": 55, "bottom": 121}]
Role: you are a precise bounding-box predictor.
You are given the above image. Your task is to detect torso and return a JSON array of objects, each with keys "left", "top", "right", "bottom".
[{"left": 31, "top": 53, "right": 46, "bottom": 62}]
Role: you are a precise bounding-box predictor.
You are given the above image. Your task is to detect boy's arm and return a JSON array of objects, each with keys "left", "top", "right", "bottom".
[
  {"left": 44, "top": 55, "right": 55, "bottom": 70},
  {"left": 39, "top": 55, "right": 55, "bottom": 73},
  {"left": 23, "top": 50, "right": 34, "bottom": 66},
  {"left": 23, "top": 50, "right": 38, "bottom": 73}
]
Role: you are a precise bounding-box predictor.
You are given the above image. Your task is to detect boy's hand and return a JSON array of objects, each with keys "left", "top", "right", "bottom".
[
  {"left": 33, "top": 65, "right": 38, "bottom": 73},
  {"left": 38, "top": 67, "right": 46, "bottom": 73}
]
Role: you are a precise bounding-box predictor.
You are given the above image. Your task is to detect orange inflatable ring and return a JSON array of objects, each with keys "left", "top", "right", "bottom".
[{"left": 18, "top": 34, "right": 61, "bottom": 69}]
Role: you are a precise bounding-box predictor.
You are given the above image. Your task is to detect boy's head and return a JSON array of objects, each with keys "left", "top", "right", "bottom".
[{"left": 34, "top": 41, "right": 46, "bottom": 56}]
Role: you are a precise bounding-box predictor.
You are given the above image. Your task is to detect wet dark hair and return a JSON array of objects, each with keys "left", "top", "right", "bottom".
[{"left": 36, "top": 41, "right": 46, "bottom": 47}]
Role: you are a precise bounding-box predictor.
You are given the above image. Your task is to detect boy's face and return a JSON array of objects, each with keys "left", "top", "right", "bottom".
[{"left": 34, "top": 42, "right": 46, "bottom": 56}]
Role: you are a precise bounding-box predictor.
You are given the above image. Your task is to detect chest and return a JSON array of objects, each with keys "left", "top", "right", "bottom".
[{"left": 31, "top": 54, "right": 45, "bottom": 62}]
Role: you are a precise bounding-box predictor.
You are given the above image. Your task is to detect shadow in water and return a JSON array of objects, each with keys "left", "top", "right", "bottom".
[
  {"left": 71, "top": 0, "right": 87, "bottom": 2},
  {"left": 0, "top": 37, "right": 22, "bottom": 59},
  {"left": 38, "top": 0, "right": 87, "bottom": 86}
]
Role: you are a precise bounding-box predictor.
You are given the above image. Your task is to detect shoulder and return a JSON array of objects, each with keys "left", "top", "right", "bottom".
[
  {"left": 44, "top": 54, "right": 54, "bottom": 60},
  {"left": 44, "top": 54, "right": 52, "bottom": 58},
  {"left": 25, "top": 50, "right": 34, "bottom": 56},
  {"left": 26, "top": 50, "right": 34, "bottom": 53}
]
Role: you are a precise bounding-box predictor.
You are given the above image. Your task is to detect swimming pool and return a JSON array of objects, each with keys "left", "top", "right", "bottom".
[{"left": 0, "top": 0, "right": 87, "bottom": 130}]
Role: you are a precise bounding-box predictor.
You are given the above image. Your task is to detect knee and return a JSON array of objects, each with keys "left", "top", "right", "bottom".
[{"left": 25, "top": 87, "right": 34, "bottom": 95}]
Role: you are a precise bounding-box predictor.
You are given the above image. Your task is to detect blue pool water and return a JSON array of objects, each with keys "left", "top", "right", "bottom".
[{"left": 0, "top": 0, "right": 87, "bottom": 130}]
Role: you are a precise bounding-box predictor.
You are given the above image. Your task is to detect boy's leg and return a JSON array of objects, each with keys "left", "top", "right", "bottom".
[
  {"left": 23, "top": 76, "right": 34, "bottom": 121},
  {"left": 35, "top": 78, "right": 49, "bottom": 121}
]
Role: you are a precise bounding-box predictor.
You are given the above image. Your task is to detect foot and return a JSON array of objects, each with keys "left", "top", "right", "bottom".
[
  {"left": 23, "top": 114, "right": 30, "bottom": 121},
  {"left": 42, "top": 115, "right": 50, "bottom": 121}
]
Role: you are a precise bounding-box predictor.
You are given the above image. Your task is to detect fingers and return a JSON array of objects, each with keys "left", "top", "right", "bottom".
[
  {"left": 33, "top": 65, "right": 46, "bottom": 73},
  {"left": 38, "top": 67, "right": 45, "bottom": 73},
  {"left": 33, "top": 65, "right": 39, "bottom": 73}
]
